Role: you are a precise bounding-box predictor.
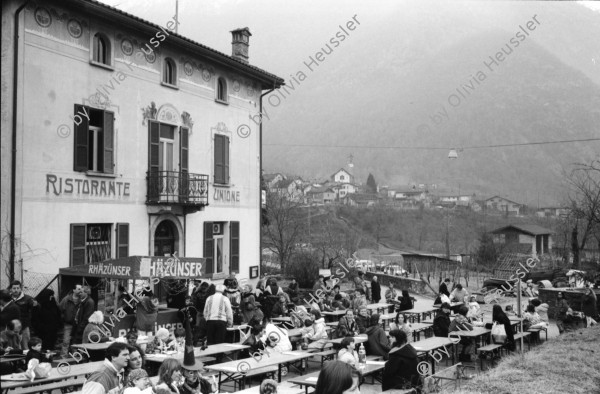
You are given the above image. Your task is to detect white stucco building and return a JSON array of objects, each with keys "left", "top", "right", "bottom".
[{"left": 1, "top": 0, "right": 283, "bottom": 294}]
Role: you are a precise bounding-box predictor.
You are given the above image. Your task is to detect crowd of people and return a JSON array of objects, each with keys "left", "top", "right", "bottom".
[{"left": 1, "top": 273, "right": 599, "bottom": 394}]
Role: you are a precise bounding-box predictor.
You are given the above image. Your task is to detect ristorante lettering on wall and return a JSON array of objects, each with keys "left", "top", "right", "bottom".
[{"left": 46, "top": 174, "right": 131, "bottom": 198}]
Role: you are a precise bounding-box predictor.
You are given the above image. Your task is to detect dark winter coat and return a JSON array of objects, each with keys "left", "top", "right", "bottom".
[
  {"left": 13, "top": 293, "right": 35, "bottom": 328},
  {"left": 355, "top": 315, "right": 369, "bottom": 334},
  {"left": 371, "top": 281, "right": 381, "bottom": 302},
  {"left": 32, "top": 289, "right": 62, "bottom": 350},
  {"left": 76, "top": 296, "right": 95, "bottom": 330},
  {"left": 433, "top": 310, "right": 451, "bottom": 337},
  {"left": 382, "top": 344, "right": 419, "bottom": 391},
  {"left": 336, "top": 316, "right": 358, "bottom": 338},
  {"left": 136, "top": 297, "right": 158, "bottom": 332},
  {"left": 439, "top": 282, "right": 450, "bottom": 297},
  {"left": 0, "top": 301, "right": 21, "bottom": 330},
  {"left": 59, "top": 293, "right": 79, "bottom": 325},
  {"left": 365, "top": 325, "right": 391, "bottom": 359},
  {"left": 582, "top": 292, "right": 598, "bottom": 318}
]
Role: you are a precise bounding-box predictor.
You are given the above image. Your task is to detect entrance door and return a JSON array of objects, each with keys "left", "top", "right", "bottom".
[
  {"left": 154, "top": 220, "right": 176, "bottom": 257},
  {"left": 158, "top": 124, "right": 176, "bottom": 200}
]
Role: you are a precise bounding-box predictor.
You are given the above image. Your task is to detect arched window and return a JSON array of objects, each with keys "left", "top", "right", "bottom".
[
  {"left": 217, "top": 77, "right": 228, "bottom": 102},
  {"left": 92, "top": 33, "right": 110, "bottom": 65},
  {"left": 163, "top": 58, "right": 177, "bottom": 85}
]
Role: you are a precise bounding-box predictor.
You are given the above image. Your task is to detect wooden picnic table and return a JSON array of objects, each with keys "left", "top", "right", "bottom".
[
  {"left": 287, "top": 360, "right": 386, "bottom": 393},
  {"left": 410, "top": 337, "right": 456, "bottom": 374},
  {"left": 321, "top": 310, "right": 346, "bottom": 322},
  {"left": 206, "top": 350, "right": 313, "bottom": 390},
  {"left": 450, "top": 327, "right": 491, "bottom": 348},
  {"left": 0, "top": 355, "right": 25, "bottom": 364},
  {"left": 145, "top": 343, "right": 249, "bottom": 364},
  {"left": 0, "top": 360, "right": 103, "bottom": 392},
  {"left": 366, "top": 303, "right": 393, "bottom": 314},
  {"left": 234, "top": 381, "right": 304, "bottom": 394},
  {"left": 327, "top": 334, "right": 368, "bottom": 346},
  {"left": 401, "top": 306, "right": 439, "bottom": 323}
]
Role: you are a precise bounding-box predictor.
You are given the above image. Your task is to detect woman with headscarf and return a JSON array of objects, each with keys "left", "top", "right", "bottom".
[
  {"left": 136, "top": 295, "right": 158, "bottom": 337},
  {"left": 492, "top": 304, "right": 515, "bottom": 351},
  {"left": 32, "top": 288, "right": 61, "bottom": 351},
  {"left": 398, "top": 290, "right": 415, "bottom": 312}
]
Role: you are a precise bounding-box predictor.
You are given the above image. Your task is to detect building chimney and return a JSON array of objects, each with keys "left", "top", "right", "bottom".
[{"left": 231, "top": 27, "right": 251, "bottom": 63}]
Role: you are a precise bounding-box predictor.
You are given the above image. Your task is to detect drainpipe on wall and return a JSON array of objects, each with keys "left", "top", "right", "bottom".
[
  {"left": 259, "top": 84, "right": 276, "bottom": 278},
  {"left": 9, "top": 0, "right": 32, "bottom": 283}
]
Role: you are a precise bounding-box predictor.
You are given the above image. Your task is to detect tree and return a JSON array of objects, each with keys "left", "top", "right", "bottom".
[
  {"left": 476, "top": 232, "right": 498, "bottom": 268},
  {"left": 564, "top": 160, "right": 600, "bottom": 268},
  {"left": 366, "top": 173, "right": 377, "bottom": 194},
  {"left": 262, "top": 189, "right": 304, "bottom": 274}
]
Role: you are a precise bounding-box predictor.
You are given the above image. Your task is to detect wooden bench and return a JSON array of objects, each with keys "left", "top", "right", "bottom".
[
  {"left": 310, "top": 347, "right": 337, "bottom": 368},
  {"left": 527, "top": 326, "right": 548, "bottom": 343},
  {"left": 422, "top": 362, "right": 476, "bottom": 393},
  {"left": 513, "top": 332, "right": 531, "bottom": 351},
  {"left": 476, "top": 344, "right": 503, "bottom": 370},
  {"left": 15, "top": 376, "right": 85, "bottom": 394}
]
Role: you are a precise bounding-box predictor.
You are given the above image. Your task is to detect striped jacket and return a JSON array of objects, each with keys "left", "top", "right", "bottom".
[{"left": 203, "top": 293, "right": 233, "bottom": 326}]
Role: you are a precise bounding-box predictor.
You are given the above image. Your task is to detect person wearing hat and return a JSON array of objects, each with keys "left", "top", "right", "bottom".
[
  {"left": 180, "top": 319, "right": 217, "bottom": 394},
  {"left": 203, "top": 284, "right": 233, "bottom": 345},
  {"left": 433, "top": 302, "right": 452, "bottom": 337}
]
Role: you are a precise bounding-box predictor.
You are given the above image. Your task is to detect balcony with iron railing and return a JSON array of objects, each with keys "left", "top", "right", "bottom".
[{"left": 146, "top": 171, "right": 209, "bottom": 208}]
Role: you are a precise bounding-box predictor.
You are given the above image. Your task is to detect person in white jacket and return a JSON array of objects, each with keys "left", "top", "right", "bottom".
[
  {"left": 304, "top": 310, "right": 329, "bottom": 351},
  {"left": 337, "top": 337, "right": 358, "bottom": 366}
]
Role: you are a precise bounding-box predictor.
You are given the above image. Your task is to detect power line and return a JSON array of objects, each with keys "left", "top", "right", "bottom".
[{"left": 263, "top": 138, "right": 600, "bottom": 151}]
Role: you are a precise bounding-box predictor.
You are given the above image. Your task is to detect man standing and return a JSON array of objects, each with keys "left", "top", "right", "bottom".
[
  {"left": 371, "top": 276, "right": 381, "bottom": 304},
  {"left": 0, "top": 290, "right": 20, "bottom": 331},
  {"left": 203, "top": 284, "right": 233, "bottom": 345},
  {"left": 439, "top": 278, "right": 451, "bottom": 297},
  {"left": 82, "top": 342, "right": 129, "bottom": 394},
  {"left": 10, "top": 281, "right": 35, "bottom": 349},
  {"left": 75, "top": 286, "right": 95, "bottom": 344},
  {"left": 59, "top": 284, "right": 82, "bottom": 356}
]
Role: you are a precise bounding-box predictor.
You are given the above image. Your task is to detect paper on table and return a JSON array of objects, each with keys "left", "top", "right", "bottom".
[
  {"left": 306, "top": 377, "right": 319, "bottom": 382},
  {"left": 222, "top": 344, "right": 246, "bottom": 348}
]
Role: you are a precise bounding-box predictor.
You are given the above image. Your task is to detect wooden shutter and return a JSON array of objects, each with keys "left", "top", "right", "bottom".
[
  {"left": 224, "top": 136, "right": 230, "bottom": 184},
  {"left": 230, "top": 221, "right": 239, "bottom": 273},
  {"left": 180, "top": 127, "right": 189, "bottom": 173},
  {"left": 103, "top": 111, "right": 115, "bottom": 174},
  {"left": 149, "top": 121, "right": 160, "bottom": 174},
  {"left": 214, "top": 135, "right": 223, "bottom": 184},
  {"left": 180, "top": 127, "right": 189, "bottom": 201},
  {"left": 204, "top": 222, "right": 214, "bottom": 274},
  {"left": 70, "top": 224, "right": 87, "bottom": 266},
  {"left": 116, "top": 223, "right": 129, "bottom": 258},
  {"left": 73, "top": 105, "right": 89, "bottom": 171}
]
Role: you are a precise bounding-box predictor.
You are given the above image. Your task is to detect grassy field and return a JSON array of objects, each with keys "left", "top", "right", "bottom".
[{"left": 451, "top": 325, "right": 600, "bottom": 394}]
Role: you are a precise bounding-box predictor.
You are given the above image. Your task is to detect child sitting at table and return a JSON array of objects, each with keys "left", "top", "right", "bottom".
[
  {"left": 124, "top": 368, "right": 153, "bottom": 394},
  {"left": 25, "top": 337, "right": 52, "bottom": 364},
  {"left": 146, "top": 328, "right": 170, "bottom": 354},
  {"left": 167, "top": 328, "right": 186, "bottom": 353}
]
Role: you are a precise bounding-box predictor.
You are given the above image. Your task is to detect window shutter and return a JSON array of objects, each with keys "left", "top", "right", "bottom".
[
  {"left": 70, "top": 224, "right": 87, "bottom": 266},
  {"left": 149, "top": 121, "right": 160, "bottom": 174},
  {"left": 103, "top": 111, "right": 115, "bottom": 174},
  {"left": 180, "top": 127, "right": 189, "bottom": 201},
  {"left": 224, "top": 136, "right": 230, "bottom": 184},
  {"left": 180, "top": 127, "right": 189, "bottom": 173},
  {"left": 214, "top": 135, "right": 223, "bottom": 184},
  {"left": 204, "top": 222, "right": 214, "bottom": 274},
  {"left": 73, "top": 105, "right": 89, "bottom": 171},
  {"left": 116, "top": 223, "right": 129, "bottom": 258},
  {"left": 230, "top": 221, "right": 239, "bottom": 273}
]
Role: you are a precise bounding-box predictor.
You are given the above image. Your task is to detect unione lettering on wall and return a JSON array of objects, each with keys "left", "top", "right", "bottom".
[
  {"left": 46, "top": 174, "right": 131, "bottom": 198},
  {"left": 213, "top": 187, "right": 240, "bottom": 203}
]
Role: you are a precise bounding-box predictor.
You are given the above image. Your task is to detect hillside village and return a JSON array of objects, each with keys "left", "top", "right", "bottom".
[{"left": 264, "top": 165, "right": 569, "bottom": 218}]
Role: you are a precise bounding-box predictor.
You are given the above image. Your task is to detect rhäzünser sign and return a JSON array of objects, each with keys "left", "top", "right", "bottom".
[{"left": 140, "top": 257, "right": 203, "bottom": 278}]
